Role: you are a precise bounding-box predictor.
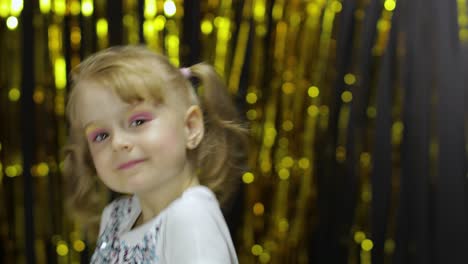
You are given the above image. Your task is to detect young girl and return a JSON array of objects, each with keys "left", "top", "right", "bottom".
[{"left": 63, "top": 45, "right": 247, "bottom": 263}]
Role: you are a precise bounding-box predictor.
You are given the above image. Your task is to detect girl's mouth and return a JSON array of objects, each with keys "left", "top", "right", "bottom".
[{"left": 117, "top": 159, "right": 146, "bottom": 170}]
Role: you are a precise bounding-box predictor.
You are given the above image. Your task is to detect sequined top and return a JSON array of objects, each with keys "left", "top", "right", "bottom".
[{"left": 90, "top": 186, "right": 239, "bottom": 263}]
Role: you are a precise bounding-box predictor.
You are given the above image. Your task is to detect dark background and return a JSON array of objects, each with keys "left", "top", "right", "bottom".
[{"left": 0, "top": 0, "right": 467, "bottom": 263}]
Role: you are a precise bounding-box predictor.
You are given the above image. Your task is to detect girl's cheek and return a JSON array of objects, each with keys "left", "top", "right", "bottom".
[
  {"left": 88, "top": 144, "right": 105, "bottom": 159},
  {"left": 90, "top": 151, "right": 108, "bottom": 172}
]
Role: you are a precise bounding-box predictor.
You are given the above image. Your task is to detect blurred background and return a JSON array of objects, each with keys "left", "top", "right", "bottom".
[{"left": 0, "top": 0, "right": 467, "bottom": 263}]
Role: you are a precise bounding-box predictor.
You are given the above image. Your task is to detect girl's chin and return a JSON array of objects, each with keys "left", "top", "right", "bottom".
[
  {"left": 122, "top": 181, "right": 154, "bottom": 194},
  {"left": 107, "top": 182, "right": 148, "bottom": 195}
]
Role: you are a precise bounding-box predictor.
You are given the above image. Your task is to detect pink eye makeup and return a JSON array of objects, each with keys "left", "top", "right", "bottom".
[
  {"left": 86, "top": 128, "right": 109, "bottom": 142},
  {"left": 129, "top": 112, "right": 154, "bottom": 127}
]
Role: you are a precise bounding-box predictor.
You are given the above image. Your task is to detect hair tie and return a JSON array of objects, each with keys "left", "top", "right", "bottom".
[
  {"left": 180, "top": 67, "right": 191, "bottom": 78},
  {"left": 180, "top": 67, "right": 199, "bottom": 91}
]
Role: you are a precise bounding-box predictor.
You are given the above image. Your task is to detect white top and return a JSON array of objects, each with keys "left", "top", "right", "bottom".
[{"left": 90, "top": 186, "right": 239, "bottom": 263}]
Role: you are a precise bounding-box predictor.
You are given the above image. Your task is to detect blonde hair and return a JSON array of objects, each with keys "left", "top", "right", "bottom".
[{"left": 63, "top": 45, "right": 247, "bottom": 226}]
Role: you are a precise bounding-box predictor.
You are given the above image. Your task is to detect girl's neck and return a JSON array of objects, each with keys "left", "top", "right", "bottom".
[{"left": 133, "top": 169, "right": 200, "bottom": 228}]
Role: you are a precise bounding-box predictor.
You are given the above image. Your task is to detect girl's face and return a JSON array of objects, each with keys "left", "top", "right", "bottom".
[{"left": 75, "top": 81, "right": 199, "bottom": 196}]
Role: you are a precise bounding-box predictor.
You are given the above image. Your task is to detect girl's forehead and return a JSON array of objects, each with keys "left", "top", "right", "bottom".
[
  {"left": 74, "top": 83, "right": 134, "bottom": 126},
  {"left": 71, "top": 80, "right": 186, "bottom": 128},
  {"left": 74, "top": 76, "right": 158, "bottom": 106}
]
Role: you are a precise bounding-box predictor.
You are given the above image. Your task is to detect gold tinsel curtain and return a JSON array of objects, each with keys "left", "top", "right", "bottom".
[{"left": 0, "top": 0, "right": 467, "bottom": 263}]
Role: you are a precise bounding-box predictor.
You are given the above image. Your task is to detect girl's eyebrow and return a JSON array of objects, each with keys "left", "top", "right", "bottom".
[
  {"left": 84, "top": 124, "right": 100, "bottom": 135},
  {"left": 83, "top": 103, "right": 148, "bottom": 132},
  {"left": 127, "top": 104, "right": 156, "bottom": 117}
]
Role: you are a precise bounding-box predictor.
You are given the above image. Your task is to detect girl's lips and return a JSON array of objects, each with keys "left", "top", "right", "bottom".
[{"left": 117, "top": 159, "right": 146, "bottom": 170}]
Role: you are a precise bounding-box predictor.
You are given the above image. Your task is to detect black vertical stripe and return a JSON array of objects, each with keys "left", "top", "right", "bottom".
[
  {"left": 138, "top": 0, "right": 145, "bottom": 44},
  {"left": 433, "top": 0, "right": 468, "bottom": 263},
  {"left": 344, "top": 0, "right": 381, "bottom": 250},
  {"left": 371, "top": 4, "right": 398, "bottom": 263},
  {"left": 108, "top": 0, "right": 123, "bottom": 46},
  {"left": 21, "top": 1, "right": 36, "bottom": 263},
  {"left": 181, "top": 0, "right": 201, "bottom": 66},
  {"left": 394, "top": 0, "right": 432, "bottom": 263}
]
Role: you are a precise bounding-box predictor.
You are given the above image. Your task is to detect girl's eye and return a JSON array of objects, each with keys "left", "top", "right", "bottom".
[
  {"left": 87, "top": 129, "right": 109, "bottom": 143},
  {"left": 94, "top": 132, "right": 109, "bottom": 142},
  {"left": 130, "top": 119, "right": 146, "bottom": 127}
]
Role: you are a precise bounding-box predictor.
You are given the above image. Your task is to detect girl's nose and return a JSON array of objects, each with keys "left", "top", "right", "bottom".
[{"left": 111, "top": 132, "right": 133, "bottom": 151}]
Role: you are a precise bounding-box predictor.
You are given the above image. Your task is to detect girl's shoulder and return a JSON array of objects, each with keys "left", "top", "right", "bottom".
[
  {"left": 161, "top": 185, "right": 238, "bottom": 263},
  {"left": 167, "top": 185, "right": 220, "bottom": 217},
  {"left": 164, "top": 185, "right": 224, "bottom": 231}
]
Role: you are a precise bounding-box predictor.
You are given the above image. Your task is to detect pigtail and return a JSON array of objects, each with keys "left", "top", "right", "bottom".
[{"left": 188, "top": 63, "right": 248, "bottom": 207}]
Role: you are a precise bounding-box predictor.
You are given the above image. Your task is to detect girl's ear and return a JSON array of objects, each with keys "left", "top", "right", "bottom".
[{"left": 184, "top": 105, "right": 204, "bottom": 149}]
